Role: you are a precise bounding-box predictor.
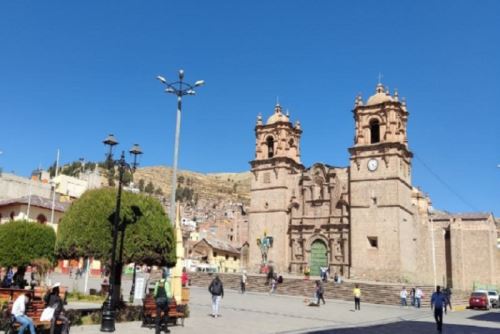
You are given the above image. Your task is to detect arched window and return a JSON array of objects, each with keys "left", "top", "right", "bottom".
[
  {"left": 370, "top": 119, "right": 380, "bottom": 144},
  {"left": 36, "top": 214, "right": 47, "bottom": 224},
  {"left": 266, "top": 136, "right": 274, "bottom": 158}
]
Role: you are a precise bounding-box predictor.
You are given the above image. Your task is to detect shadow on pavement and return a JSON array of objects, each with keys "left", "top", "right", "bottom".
[
  {"left": 468, "top": 312, "right": 500, "bottom": 323},
  {"left": 306, "top": 321, "right": 499, "bottom": 334}
]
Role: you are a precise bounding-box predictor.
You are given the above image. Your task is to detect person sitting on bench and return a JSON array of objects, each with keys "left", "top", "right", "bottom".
[
  {"left": 44, "top": 282, "right": 70, "bottom": 334},
  {"left": 12, "top": 292, "right": 35, "bottom": 334}
]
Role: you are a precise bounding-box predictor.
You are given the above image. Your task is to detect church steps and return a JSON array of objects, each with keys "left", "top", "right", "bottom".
[{"left": 189, "top": 272, "right": 469, "bottom": 307}]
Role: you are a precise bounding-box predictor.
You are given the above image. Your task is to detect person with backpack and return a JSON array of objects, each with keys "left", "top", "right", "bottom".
[
  {"left": 208, "top": 275, "right": 224, "bottom": 318},
  {"left": 153, "top": 278, "right": 171, "bottom": 334}
]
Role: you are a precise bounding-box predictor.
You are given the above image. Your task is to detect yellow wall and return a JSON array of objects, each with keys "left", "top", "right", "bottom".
[{"left": 210, "top": 250, "right": 240, "bottom": 273}]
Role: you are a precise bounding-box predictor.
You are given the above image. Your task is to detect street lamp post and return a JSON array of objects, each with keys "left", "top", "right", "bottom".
[
  {"left": 156, "top": 70, "right": 204, "bottom": 223},
  {"left": 100, "top": 135, "right": 143, "bottom": 333}
]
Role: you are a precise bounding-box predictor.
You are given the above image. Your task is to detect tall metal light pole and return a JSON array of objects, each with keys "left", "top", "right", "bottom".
[
  {"left": 157, "top": 70, "right": 204, "bottom": 223},
  {"left": 100, "top": 134, "right": 142, "bottom": 333}
]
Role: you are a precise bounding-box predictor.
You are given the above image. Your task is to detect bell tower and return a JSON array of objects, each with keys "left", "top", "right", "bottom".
[
  {"left": 248, "top": 103, "right": 304, "bottom": 273},
  {"left": 348, "top": 83, "right": 416, "bottom": 281}
]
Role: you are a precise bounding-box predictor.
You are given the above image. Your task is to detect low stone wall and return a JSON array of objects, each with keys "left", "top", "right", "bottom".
[{"left": 190, "top": 272, "right": 469, "bottom": 307}]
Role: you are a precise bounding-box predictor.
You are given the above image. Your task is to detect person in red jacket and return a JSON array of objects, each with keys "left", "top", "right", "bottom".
[{"left": 181, "top": 267, "right": 189, "bottom": 287}]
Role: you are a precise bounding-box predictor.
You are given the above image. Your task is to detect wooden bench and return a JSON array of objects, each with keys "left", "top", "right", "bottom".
[
  {"left": 0, "top": 287, "right": 67, "bottom": 304},
  {"left": 141, "top": 294, "right": 186, "bottom": 327},
  {"left": 6, "top": 297, "right": 65, "bottom": 333}
]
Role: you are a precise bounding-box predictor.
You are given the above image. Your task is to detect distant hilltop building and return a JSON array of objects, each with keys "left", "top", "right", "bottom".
[{"left": 248, "top": 83, "right": 499, "bottom": 290}]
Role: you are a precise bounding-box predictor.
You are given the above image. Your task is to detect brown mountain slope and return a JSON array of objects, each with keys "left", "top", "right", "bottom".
[{"left": 133, "top": 166, "right": 251, "bottom": 205}]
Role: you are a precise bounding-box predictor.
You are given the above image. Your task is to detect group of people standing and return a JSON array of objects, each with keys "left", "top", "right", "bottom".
[{"left": 400, "top": 286, "right": 425, "bottom": 308}]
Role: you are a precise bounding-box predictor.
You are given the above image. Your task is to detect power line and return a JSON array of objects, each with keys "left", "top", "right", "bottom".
[{"left": 413, "top": 153, "right": 480, "bottom": 212}]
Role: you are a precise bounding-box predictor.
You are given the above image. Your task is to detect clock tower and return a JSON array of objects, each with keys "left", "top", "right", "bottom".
[{"left": 348, "top": 83, "right": 416, "bottom": 281}]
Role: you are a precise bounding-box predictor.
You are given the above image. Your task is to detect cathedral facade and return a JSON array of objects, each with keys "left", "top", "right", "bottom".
[{"left": 248, "top": 83, "right": 499, "bottom": 290}]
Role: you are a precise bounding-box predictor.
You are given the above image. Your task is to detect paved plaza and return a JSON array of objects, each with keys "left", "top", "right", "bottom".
[{"left": 50, "top": 272, "right": 500, "bottom": 334}]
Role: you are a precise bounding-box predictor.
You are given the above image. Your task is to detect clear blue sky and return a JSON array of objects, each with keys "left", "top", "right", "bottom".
[{"left": 1, "top": 1, "right": 499, "bottom": 216}]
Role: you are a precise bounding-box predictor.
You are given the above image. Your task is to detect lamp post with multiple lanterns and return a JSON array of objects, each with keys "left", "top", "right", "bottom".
[
  {"left": 156, "top": 69, "right": 204, "bottom": 223},
  {"left": 100, "top": 134, "right": 143, "bottom": 333}
]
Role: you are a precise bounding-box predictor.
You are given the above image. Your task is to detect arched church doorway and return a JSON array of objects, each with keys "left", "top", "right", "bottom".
[{"left": 309, "top": 240, "right": 328, "bottom": 276}]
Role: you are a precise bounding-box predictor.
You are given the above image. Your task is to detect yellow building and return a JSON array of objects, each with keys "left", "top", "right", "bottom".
[{"left": 190, "top": 238, "right": 240, "bottom": 273}]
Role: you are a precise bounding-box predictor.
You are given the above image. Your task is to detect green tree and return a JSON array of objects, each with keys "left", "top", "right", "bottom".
[
  {"left": 154, "top": 187, "right": 164, "bottom": 196},
  {"left": 55, "top": 188, "right": 176, "bottom": 266},
  {"left": 144, "top": 181, "right": 155, "bottom": 194},
  {"left": 121, "top": 170, "right": 133, "bottom": 186},
  {"left": 0, "top": 220, "right": 56, "bottom": 267},
  {"left": 138, "top": 179, "right": 145, "bottom": 192}
]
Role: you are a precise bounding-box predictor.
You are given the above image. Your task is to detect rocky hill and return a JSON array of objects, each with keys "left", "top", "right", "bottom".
[{"left": 133, "top": 166, "right": 252, "bottom": 205}]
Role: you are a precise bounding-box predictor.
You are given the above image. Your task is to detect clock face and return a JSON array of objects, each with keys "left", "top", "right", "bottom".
[{"left": 367, "top": 159, "right": 378, "bottom": 171}]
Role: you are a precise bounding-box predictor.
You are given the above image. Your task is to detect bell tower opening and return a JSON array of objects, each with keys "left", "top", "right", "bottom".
[
  {"left": 266, "top": 136, "right": 274, "bottom": 158},
  {"left": 370, "top": 119, "right": 380, "bottom": 144}
]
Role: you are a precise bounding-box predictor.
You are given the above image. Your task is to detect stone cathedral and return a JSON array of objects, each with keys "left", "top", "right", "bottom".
[{"left": 248, "top": 83, "right": 499, "bottom": 290}]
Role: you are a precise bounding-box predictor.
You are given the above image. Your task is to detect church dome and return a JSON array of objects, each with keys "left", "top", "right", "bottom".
[
  {"left": 366, "top": 83, "right": 393, "bottom": 106},
  {"left": 267, "top": 104, "right": 289, "bottom": 124}
]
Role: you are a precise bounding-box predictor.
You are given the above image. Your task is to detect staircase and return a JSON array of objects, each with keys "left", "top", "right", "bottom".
[{"left": 190, "top": 272, "right": 469, "bottom": 307}]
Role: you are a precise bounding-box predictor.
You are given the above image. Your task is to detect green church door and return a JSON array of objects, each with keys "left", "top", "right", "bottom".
[{"left": 310, "top": 240, "right": 328, "bottom": 276}]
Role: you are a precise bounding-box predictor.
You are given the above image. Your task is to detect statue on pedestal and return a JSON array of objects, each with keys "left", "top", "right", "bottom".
[{"left": 256, "top": 233, "right": 273, "bottom": 265}]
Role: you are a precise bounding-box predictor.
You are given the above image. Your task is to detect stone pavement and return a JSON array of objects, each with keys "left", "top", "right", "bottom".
[{"left": 66, "top": 286, "right": 500, "bottom": 334}]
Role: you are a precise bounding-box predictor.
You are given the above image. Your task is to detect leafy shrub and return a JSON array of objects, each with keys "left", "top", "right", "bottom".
[
  {"left": 56, "top": 188, "right": 176, "bottom": 266},
  {"left": 0, "top": 220, "right": 56, "bottom": 268}
]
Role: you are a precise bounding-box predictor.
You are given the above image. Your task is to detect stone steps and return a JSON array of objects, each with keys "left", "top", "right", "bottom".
[{"left": 190, "top": 272, "right": 469, "bottom": 307}]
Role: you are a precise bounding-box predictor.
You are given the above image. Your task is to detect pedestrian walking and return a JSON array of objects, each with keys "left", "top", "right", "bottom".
[
  {"left": 269, "top": 276, "right": 277, "bottom": 295},
  {"left": 68, "top": 267, "right": 73, "bottom": 279},
  {"left": 240, "top": 270, "right": 247, "bottom": 294},
  {"left": 153, "top": 278, "right": 171, "bottom": 334},
  {"left": 415, "top": 287, "right": 423, "bottom": 308},
  {"left": 353, "top": 284, "right": 361, "bottom": 310},
  {"left": 400, "top": 286, "right": 408, "bottom": 306},
  {"left": 443, "top": 287, "right": 452, "bottom": 314},
  {"left": 315, "top": 280, "right": 325, "bottom": 305},
  {"left": 431, "top": 286, "right": 447, "bottom": 333},
  {"left": 208, "top": 275, "right": 224, "bottom": 318},
  {"left": 12, "top": 292, "right": 36, "bottom": 334}
]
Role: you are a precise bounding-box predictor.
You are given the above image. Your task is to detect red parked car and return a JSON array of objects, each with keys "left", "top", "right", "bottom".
[{"left": 469, "top": 291, "right": 490, "bottom": 310}]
